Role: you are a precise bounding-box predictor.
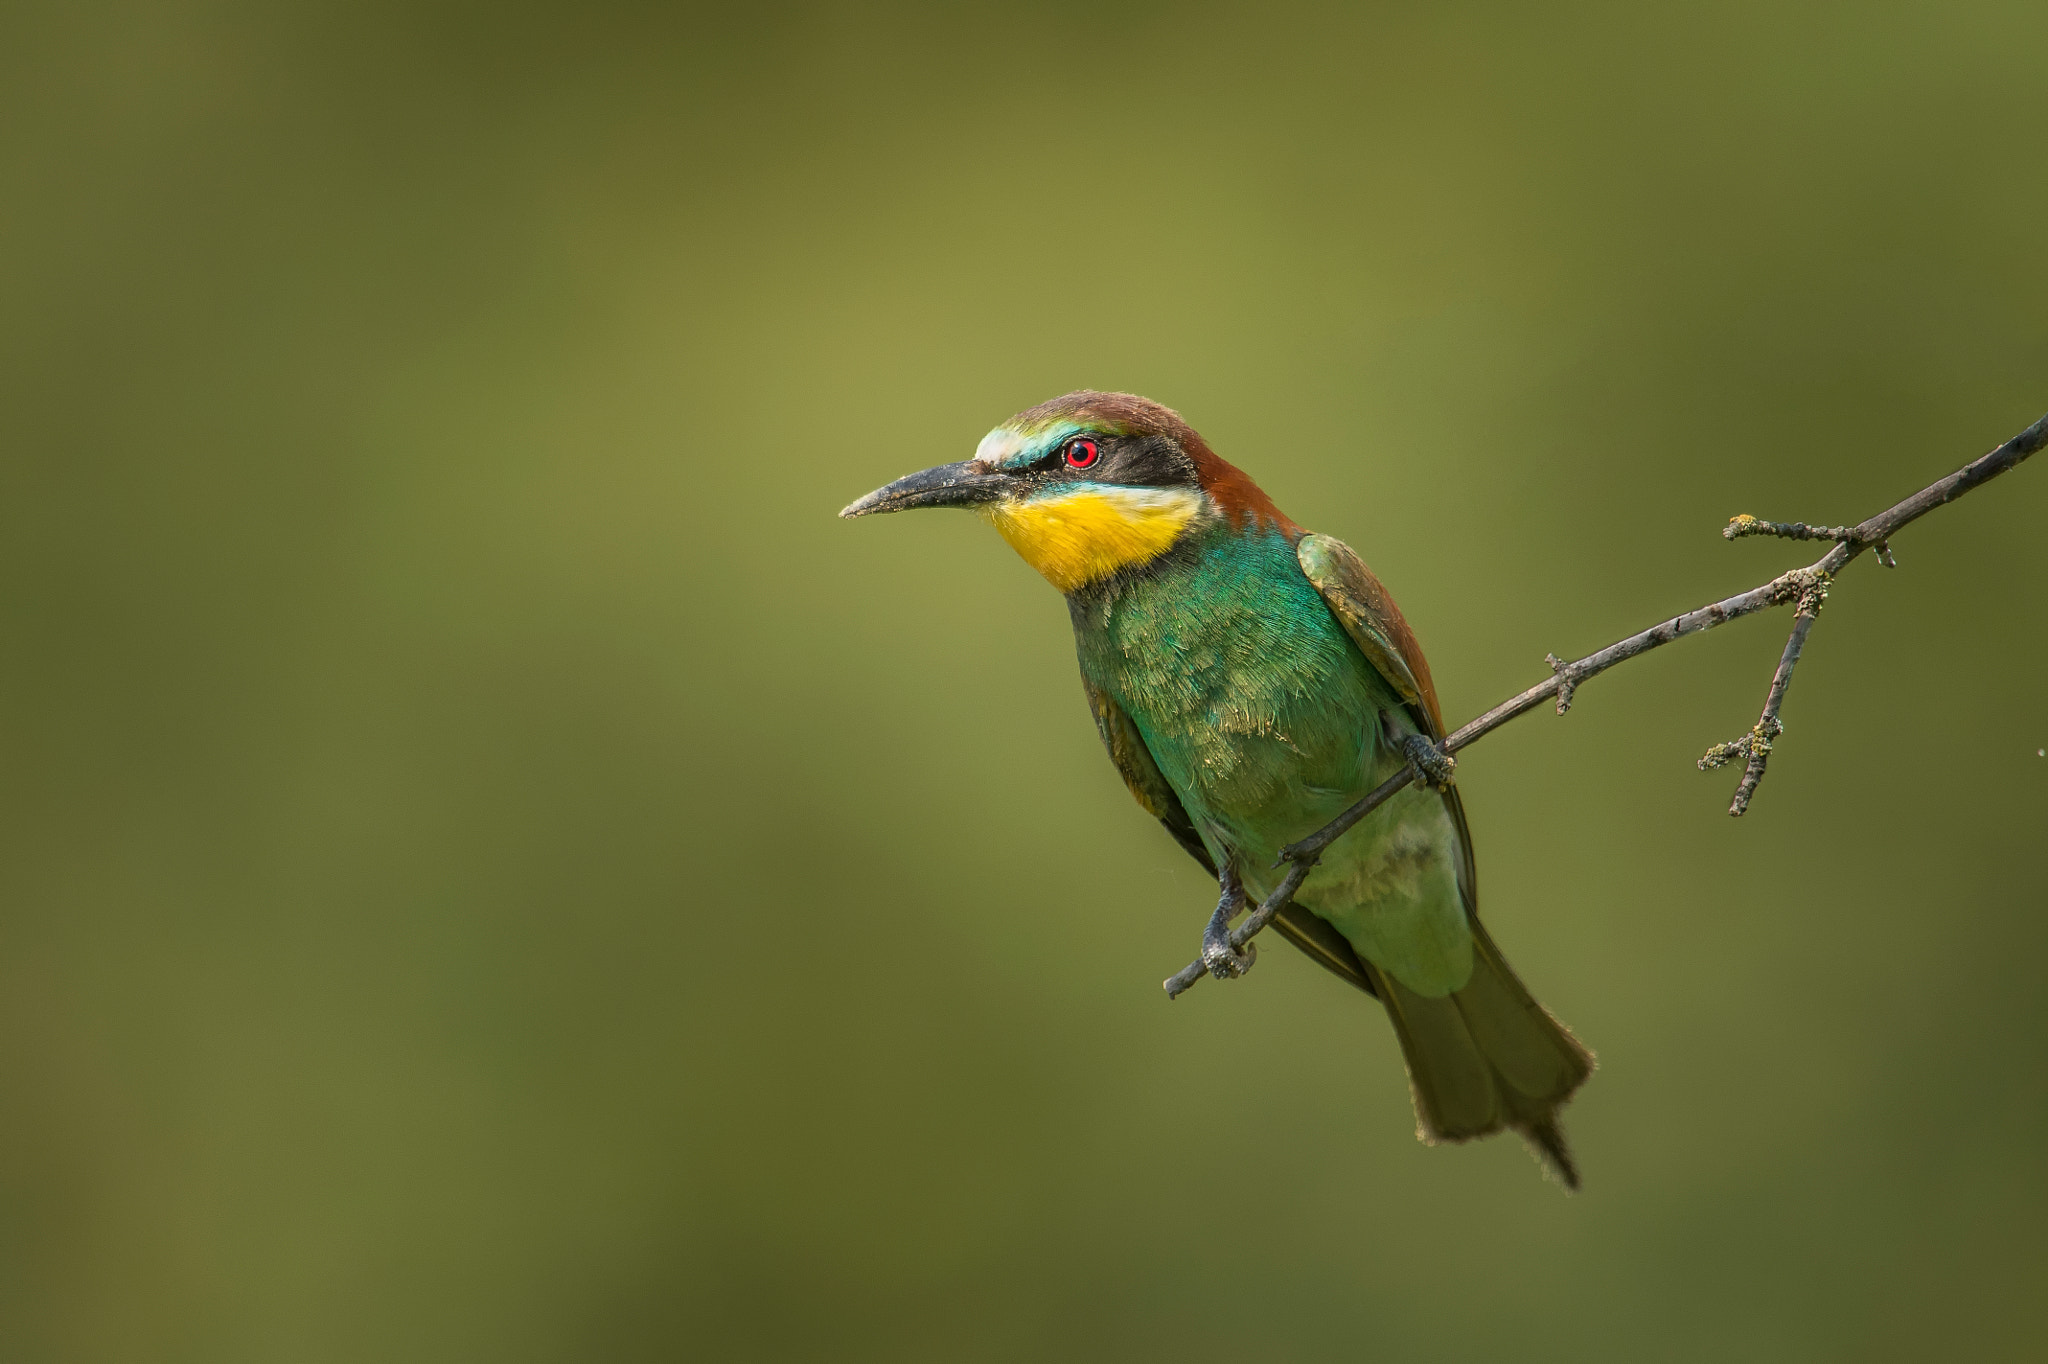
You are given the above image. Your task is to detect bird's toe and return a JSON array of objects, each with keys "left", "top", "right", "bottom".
[{"left": 1202, "top": 938, "right": 1257, "bottom": 981}]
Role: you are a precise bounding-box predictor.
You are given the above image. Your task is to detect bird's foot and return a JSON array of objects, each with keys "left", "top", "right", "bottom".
[
  {"left": 1202, "top": 922, "right": 1257, "bottom": 980},
  {"left": 1200, "top": 866, "right": 1256, "bottom": 981},
  {"left": 1401, "top": 733, "right": 1457, "bottom": 790}
]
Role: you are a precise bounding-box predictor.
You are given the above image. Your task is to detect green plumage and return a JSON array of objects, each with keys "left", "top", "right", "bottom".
[
  {"left": 1076, "top": 519, "right": 1592, "bottom": 1182},
  {"left": 1074, "top": 523, "right": 1472, "bottom": 995}
]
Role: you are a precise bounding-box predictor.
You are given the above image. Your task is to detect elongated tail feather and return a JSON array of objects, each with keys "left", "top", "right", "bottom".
[{"left": 1363, "top": 921, "right": 1594, "bottom": 1188}]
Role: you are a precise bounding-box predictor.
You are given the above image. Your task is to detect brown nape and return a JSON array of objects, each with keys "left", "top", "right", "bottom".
[
  {"left": 1190, "top": 446, "right": 1302, "bottom": 537},
  {"left": 1005, "top": 390, "right": 1302, "bottom": 536}
]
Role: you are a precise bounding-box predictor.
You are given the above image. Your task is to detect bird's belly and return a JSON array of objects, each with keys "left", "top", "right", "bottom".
[
  {"left": 1146, "top": 696, "right": 1482, "bottom": 995},
  {"left": 1119, "top": 655, "right": 1377, "bottom": 854},
  {"left": 1251, "top": 782, "right": 1473, "bottom": 998},
  {"left": 1113, "top": 658, "right": 1473, "bottom": 998}
]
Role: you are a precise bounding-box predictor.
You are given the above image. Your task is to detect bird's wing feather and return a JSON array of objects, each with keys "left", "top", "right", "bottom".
[
  {"left": 1082, "top": 679, "right": 1378, "bottom": 996},
  {"left": 1298, "top": 532, "right": 1477, "bottom": 909},
  {"left": 1083, "top": 679, "right": 1215, "bottom": 874},
  {"left": 1298, "top": 536, "right": 1588, "bottom": 1173},
  {"left": 1267, "top": 902, "right": 1382, "bottom": 998},
  {"left": 1296, "top": 532, "right": 1445, "bottom": 739}
]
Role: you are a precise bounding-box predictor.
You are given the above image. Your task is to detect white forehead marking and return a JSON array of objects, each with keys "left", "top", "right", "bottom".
[{"left": 974, "top": 428, "right": 1029, "bottom": 465}]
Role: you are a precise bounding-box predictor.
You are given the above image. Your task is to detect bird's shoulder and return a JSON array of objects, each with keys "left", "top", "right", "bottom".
[{"left": 1294, "top": 531, "right": 1445, "bottom": 737}]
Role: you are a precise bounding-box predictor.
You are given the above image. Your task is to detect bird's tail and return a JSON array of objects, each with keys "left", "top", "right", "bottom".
[{"left": 1363, "top": 920, "right": 1595, "bottom": 1188}]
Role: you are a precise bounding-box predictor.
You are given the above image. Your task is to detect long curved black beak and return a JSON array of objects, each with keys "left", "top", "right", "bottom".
[{"left": 839, "top": 461, "right": 1019, "bottom": 518}]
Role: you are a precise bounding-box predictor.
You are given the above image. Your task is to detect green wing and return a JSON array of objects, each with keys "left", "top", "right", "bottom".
[
  {"left": 1083, "top": 680, "right": 1214, "bottom": 873},
  {"left": 1296, "top": 533, "right": 1445, "bottom": 739},
  {"left": 1296, "top": 532, "right": 1478, "bottom": 911},
  {"left": 1298, "top": 539, "right": 1594, "bottom": 1174},
  {"left": 1083, "top": 679, "right": 1379, "bottom": 997}
]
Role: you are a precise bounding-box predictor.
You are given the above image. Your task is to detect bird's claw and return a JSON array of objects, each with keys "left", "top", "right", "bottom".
[
  {"left": 1202, "top": 932, "right": 1257, "bottom": 980},
  {"left": 1401, "top": 733, "right": 1457, "bottom": 790}
]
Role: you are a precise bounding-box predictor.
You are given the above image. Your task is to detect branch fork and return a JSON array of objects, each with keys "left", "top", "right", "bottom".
[
  {"left": 1697, "top": 567, "right": 1831, "bottom": 814},
  {"left": 1164, "top": 411, "right": 2047, "bottom": 997}
]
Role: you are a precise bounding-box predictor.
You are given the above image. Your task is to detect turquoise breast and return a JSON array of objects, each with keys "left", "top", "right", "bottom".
[{"left": 1073, "top": 524, "right": 1474, "bottom": 996}]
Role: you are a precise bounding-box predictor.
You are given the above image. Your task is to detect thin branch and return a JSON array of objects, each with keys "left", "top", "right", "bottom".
[
  {"left": 1726, "top": 514, "right": 1895, "bottom": 567},
  {"left": 1165, "top": 411, "right": 2048, "bottom": 999},
  {"left": 1723, "top": 514, "right": 1854, "bottom": 543},
  {"left": 1698, "top": 572, "right": 1828, "bottom": 814}
]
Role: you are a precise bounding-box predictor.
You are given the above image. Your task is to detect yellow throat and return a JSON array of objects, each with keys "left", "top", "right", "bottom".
[{"left": 983, "top": 486, "right": 1206, "bottom": 593}]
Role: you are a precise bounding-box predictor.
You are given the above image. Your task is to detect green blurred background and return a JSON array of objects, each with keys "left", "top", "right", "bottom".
[{"left": 4, "top": 1, "right": 2046, "bottom": 1359}]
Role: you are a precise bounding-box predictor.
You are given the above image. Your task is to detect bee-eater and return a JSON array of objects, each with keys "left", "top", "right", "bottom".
[{"left": 842, "top": 391, "right": 1593, "bottom": 1186}]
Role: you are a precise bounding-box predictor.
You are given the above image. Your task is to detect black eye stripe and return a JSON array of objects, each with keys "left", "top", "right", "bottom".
[{"left": 1025, "top": 433, "right": 1190, "bottom": 486}]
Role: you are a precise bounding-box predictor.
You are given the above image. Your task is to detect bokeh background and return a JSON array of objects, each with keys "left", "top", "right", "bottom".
[{"left": 4, "top": 1, "right": 2046, "bottom": 1359}]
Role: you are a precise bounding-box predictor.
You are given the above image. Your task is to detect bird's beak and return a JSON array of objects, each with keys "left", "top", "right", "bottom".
[{"left": 840, "top": 461, "right": 1019, "bottom": 519}]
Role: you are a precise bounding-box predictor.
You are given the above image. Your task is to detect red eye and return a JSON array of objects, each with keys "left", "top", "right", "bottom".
[{"left": 1064, "top": 438, "right": 1099, "bottom": 469}]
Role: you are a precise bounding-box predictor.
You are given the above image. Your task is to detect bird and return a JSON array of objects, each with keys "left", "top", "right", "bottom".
[{"left": 841, "top": 390, "right": 1593, "bottom": 1187}]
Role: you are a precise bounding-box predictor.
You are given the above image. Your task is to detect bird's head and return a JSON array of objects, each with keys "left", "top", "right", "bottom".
[{"left": 840, "top": 390, "right": 1296, "bottom": 594}]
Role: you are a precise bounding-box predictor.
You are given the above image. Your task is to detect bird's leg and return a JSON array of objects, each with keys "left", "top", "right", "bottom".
[
  {"left": 1399, "top": 732, "right": 1457, "bottom": 790},
  {"left": 1200, "top": 861, "right": 1257, "bottom": 981}
]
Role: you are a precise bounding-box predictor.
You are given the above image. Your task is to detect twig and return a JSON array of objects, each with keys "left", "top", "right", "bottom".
[
  {"left": 1723, "top": 514, "right": 1853, "bottom": 543},
  {"left": 1697, "top": 571, "right": 1828, "bottom": 813},
  {"left": 1725, "top": 514, "right": 1896, "bottom": 568},
  {"left": 1165, "top": 411, "right": 2048, "bottom": 998}
]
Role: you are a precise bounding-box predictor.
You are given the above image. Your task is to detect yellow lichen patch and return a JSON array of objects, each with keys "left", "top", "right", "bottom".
[{"left": 983, "top": 487, "right": 1204, "bottom": 593}]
